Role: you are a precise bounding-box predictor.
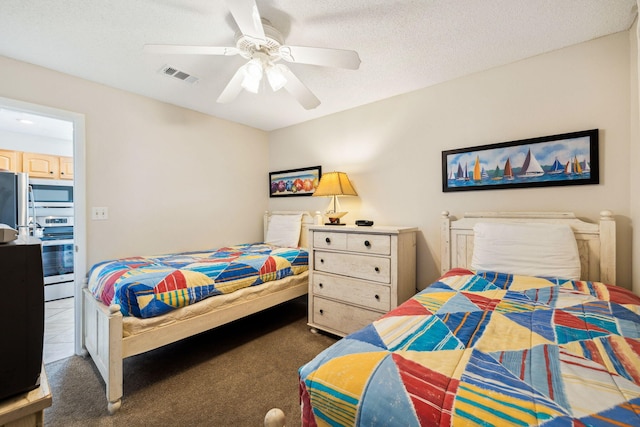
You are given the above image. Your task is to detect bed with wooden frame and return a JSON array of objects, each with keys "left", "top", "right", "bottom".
[
  {"left": 81, "top": 211, "right": 321, "bottom": 414},
  {"left": 269, "top": 211, "right": 640, "bottom": 427}
]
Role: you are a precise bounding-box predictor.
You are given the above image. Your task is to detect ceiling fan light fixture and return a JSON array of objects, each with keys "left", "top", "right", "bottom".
[
  {"left": 266, "top": 64, "right": 287, "bottom": 91},
  {"left": 241, "top": 74, "right": 261, "bottom": 93},
  {"left": 245, "top": 58, "right": 263, "bottom": 79},
  {"left": 241, "top": 59, "right": 263, "bottom": 93}
]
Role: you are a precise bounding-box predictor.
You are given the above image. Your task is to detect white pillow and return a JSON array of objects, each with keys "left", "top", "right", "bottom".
[
  {"left": 471, "top": 222, "right": 581, "bottom": 280},
  {"left": 265, "top": 213, "right": 303, "bottom": 248}
]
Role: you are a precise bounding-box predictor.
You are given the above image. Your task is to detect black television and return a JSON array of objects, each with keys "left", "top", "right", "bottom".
[{"left": 0, "top": 236, "right": 44, "bottom": 400}]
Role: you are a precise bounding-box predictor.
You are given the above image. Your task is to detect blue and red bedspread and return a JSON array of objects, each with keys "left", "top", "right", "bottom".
[
  {"left": 88, "top": 243, "right": 308, "bottom": 318},
  {"left": 299, "top": 268, "right": 640, "bottom": 426}
]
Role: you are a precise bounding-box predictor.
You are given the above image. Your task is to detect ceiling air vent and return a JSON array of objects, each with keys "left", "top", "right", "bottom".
[{"left": 159, "top": 65, "right": 199, "bottom": 84}]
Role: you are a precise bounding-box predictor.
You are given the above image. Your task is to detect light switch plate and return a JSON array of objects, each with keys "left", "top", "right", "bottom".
[{"left": 91, "top": 207, "right": 108, "bottom": 220}]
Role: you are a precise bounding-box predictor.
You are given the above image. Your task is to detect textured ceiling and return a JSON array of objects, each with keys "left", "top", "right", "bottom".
[{"left": 0, "top": 0, "right": 637, "bottom": 131}]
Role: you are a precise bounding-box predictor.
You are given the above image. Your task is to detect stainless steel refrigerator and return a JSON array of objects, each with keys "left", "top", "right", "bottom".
[{"left": 0, "top": 171, "right": 29, "bottom": 234}]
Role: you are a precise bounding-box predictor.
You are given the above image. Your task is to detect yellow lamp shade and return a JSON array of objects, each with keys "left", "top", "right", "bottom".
[{"left": 313, "top": 172, "right": 358, "bottom": 197}]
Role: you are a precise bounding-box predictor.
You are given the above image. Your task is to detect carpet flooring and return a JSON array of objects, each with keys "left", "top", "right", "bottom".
[{"left": 43, "top": 296, "right": 337, "bottom": 426}]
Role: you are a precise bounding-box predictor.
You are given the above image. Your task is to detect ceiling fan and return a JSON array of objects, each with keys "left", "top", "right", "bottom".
[{"left": 144, "top": 0, "right": 361, "bottom": 110}]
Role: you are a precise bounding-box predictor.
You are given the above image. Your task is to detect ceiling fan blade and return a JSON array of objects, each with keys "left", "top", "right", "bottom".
[
  {"left": 278, "top": 65, "right": 321, "bottom": 110},
  {"left": 216, "top": 65, "right": 247, "bottom": 104},
  {"left": 144, "top": 44, "right": 239, "bottom": 56},
  {"left": 279, "top": 46, "right": 361, "bottom": 70},
  {"left": 226, "top": 0, "right": 266, "bottom": 43}
]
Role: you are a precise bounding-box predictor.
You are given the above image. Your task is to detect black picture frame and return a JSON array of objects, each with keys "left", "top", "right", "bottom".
[
  {"left": 269, "top": 165, "right": 322, "bottom": 197},
  {"left": 442, "top": 129, "right": 599, "bottom": 192}
]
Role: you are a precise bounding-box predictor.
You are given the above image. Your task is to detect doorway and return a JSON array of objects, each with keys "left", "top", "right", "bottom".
[{"left": 0, "top": 96, "right": 86, "bottom": 360}]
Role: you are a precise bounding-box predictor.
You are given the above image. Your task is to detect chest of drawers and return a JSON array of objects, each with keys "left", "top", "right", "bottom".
[{"left": 307, "top": 225, "right": 417, "bottom": 337}]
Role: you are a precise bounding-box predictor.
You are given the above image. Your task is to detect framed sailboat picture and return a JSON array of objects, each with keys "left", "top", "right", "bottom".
[{"left": 442, "top": 129, "right": 599, "bottom": 192}]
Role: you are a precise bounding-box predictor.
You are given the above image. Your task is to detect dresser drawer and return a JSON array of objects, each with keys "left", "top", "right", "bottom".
[
  {"left": 314, "top": 251, "right": 391, "bottom": 283},
  {"left": 346, "top": 233, "right": 391, "bottom": 255},
  {"left": 312, "top": 297, "right": 383, "bottom": 335},
  {"left": 312, "top": 272, "right": 391, "bottom": 311},
  {"left": 313, "top": 231, "right": 347, "bottom": 250}
]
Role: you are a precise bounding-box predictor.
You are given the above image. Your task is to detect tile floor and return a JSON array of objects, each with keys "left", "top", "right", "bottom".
[{"left": 44, "top": 297, "right": 75, "bottom": 364}]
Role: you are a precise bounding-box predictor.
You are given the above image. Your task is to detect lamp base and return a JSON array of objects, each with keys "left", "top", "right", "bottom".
[
  {"left": 325, "top": 212, "right": 347, "bottom": 226},
  {"left": 326, "top": 216, "right": 346, "bottom": 226}
]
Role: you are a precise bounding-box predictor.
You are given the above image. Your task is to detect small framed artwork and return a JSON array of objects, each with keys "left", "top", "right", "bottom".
[
  {"left": 269, "top": 165, "right": 322, "bottom": 197},
  {"left": 442, "top": 129, "right": 598, "bottom": 192}
]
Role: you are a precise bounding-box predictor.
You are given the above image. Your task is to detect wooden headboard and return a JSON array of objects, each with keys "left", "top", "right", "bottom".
[
  {"left": 263, "top": 211, "right": 322, "bottom": 248},
  {"left": 440, "top": 210, "right": 616, "bottom": 284}
]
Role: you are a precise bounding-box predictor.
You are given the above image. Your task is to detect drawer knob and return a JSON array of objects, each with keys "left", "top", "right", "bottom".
[
  {"left": 319, "top": 283, "right": 323, "bottom": 288},
  {"left": 375, "top": 294, "right": 380, "bottom": 300},
  {"left": 364, "top": 240, "right": 371, "bottom": 247},
  {"left": 319, "top": 309, "right": 324, "bottom": 315},
  {"left": 325, "top": 237, "right": 331, "bottom": 244},
  {"left": 375, "top": 267, "right": 380, "bottom": 273},
  {"left": 320, "top": 258, "right": 324, "bottom": 264}
]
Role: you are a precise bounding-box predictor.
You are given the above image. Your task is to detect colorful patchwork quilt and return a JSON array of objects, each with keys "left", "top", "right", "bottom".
[
  {"left": 299, "top": 268, "right": 640, "bottom": 426},
  {"left": 88, "top": 243, "right": 308, "bottom": 318}
]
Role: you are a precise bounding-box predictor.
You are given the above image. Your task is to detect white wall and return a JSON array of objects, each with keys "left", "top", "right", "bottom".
[
  {"left": 0, "top": 55, "right": 269, "bottom": 267},
  {"left": 269, "top": 31, "right": 635, "bottom": 291}
]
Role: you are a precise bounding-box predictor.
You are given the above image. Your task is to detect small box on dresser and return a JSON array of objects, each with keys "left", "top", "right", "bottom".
[{"left": 307, "top": 225, "right": 417, "bottom": 337}]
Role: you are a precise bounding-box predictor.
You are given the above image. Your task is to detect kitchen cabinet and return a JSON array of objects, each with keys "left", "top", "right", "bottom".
[
  {"left": 58, "top": 156, "right": 73, "bottom": 180},
  {"left": 307, "top": 225, "right": 417, "bottom": 337},
  {"left": 0, "top": 149, "right": 21, "bottom": 172},
  {"left": 22, "top": 152, "right": 59, "bottom": 179},
  {"left": 22, "top": 153, "right": 73, "bottom": 180}
]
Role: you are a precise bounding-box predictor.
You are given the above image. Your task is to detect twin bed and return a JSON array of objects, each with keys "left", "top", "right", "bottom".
[
  {"left": 81, "top": 211, "right": 320, "bottom": 413},
  {"left": 293, "top": 211, "right": 640, "bottom": 426}
]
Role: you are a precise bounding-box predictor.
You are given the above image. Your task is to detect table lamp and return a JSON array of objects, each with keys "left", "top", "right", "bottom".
[{"left": 312, "top": 171, "right": 358, "bottom": 225}]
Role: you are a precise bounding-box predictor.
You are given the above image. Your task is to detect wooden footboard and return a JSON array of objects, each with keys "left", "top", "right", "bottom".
[
  {"left": 81, "top": 288, "right": 123, "bottom": 414},
  {"left": 121, "top": 278, "right": 308, "bottom": 358},
  {"left": 82, "top": 278, "right": 308, "bottom": 414}
]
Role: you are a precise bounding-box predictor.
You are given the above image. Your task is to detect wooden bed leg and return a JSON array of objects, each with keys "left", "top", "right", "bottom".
[
  {"left": 107, "top": 399, "right": 122, "bottom": 415},
  {"left": 264, "top": 408, "right": 285, "bottom": 427},
  {"left": 106, "top": 304, "right": 123, "bottom": 414}
]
